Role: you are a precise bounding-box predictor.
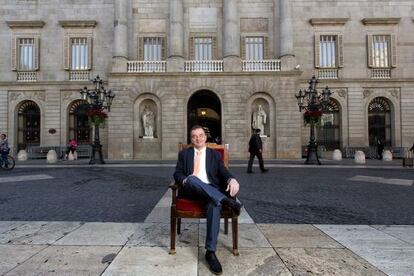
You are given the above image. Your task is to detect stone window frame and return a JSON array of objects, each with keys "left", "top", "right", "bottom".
[
  {"left": 189, "top": 32, "right": 218, "bottom": 60},
  {"left": 367, "top": 33, "right": 397, "bottom": 69},
  {"left": 137, "top": 33, "right": 167, "bottom": 61},
  {"left": 314, "top": 32, "right": 344, "bottom": 69}
]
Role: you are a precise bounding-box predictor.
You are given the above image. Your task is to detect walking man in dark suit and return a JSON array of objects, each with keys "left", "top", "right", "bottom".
[
  {"left": 247, "top": 128, "right": 268, "bottom": 173},
  {"left": 173, "top": 125, "right": 242, "bottom": 275}
]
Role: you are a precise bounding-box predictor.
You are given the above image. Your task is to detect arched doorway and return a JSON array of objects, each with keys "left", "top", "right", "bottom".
[
  {"left": 317, "top": 98, "right": 340, "bottom": 150},
  {"left": 187, "top": 90, "right": 221, "bottom": 144},
  {"left": 68, "top": 100, "right": 91, "bottom": 144},
  {"left": 17, "top": 100, "right": 40, "bottom": 150},
  {"left": 368, "top": 97, "right": 392, "bottom": 146}
]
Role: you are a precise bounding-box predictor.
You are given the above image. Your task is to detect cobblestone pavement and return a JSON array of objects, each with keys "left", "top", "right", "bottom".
[{"left": 0, "top": 159, "right": 413, "bottom": 275}]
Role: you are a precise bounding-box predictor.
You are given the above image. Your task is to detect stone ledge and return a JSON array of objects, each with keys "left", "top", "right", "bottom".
[
  {"left": 309, "top": 18, "right": 349, "bottom": 26},
  {"left": 59, "top": 20, "right": 98, "bottom": 28},
  {"left": 361, "top": 18, "right": 401, "bottom": 25},
  {"left": 6, "top": 21, "right": 45, "bottom": 28}
]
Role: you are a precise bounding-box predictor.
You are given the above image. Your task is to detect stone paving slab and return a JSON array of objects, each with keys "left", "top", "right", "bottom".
[
  {"left": 54, "top": 222, "right": 136, "bottom": 246},
  {"left": 276, "top": 248, "right": 386, "bottom": 276},
  {"left": 0, "top": 221, "right": 27, "bottom": 235},
  {"left": 5, "top": 245, "right": 119, "bottom": 276},
  {"left": 371, "top": 225, "right": 414, "bottom": 245},
  {"left": 126, "top": 223, "right": 198, "bottom": 247},
  {"left": 258, "top": 224, "right": 344, "bottom": 249},
  {"left": 0, "top": 244, "right": 47, "bottom": 275},
  {"left": 0, "top": 221, "right": 82, "bottom": 245},
  {"left": 197, "top": 247, "right": 292, "bottom": 276},
  {"left": 103, "top": 246, "right": 198, "bottom": 276},
  {"left": 199, "top": 223, "right": 271, "bottom": 249}
]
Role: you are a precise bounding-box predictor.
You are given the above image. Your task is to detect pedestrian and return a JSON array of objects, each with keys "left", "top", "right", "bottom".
[
  {"left": 247, "top": 128, "right": 268, "bottom": 173},
  {"left": 173, "top": 125, "right": 242, "bottom": 275},
  {"left": 0, "top": 134, "right": 10, "bottom": 167},
  {"left": 410, "top": 142, "right": 414, "bottom": 153},
  {"left": 64, "top": 139, "right": 78, "bottom": 160},
  {"left": 377, "top": 139, "right": 384, "bottom": 160}
]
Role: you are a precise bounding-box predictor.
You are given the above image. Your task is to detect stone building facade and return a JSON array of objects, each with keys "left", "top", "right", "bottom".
[{"left": 0, "top": 0, "right": 413, "bottom": 160}]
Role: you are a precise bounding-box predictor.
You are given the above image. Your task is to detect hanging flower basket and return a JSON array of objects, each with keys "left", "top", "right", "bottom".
[
  {"left": 86, "top": 108, "right": 108, "bottom": 128},
  {"left": 303, "top": 110, "right": 322, "bottom": 125}
]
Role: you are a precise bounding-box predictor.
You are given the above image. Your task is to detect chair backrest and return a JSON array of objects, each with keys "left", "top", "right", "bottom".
[{"left": 178, "top": 142, "right": 229, "bottom": 168}]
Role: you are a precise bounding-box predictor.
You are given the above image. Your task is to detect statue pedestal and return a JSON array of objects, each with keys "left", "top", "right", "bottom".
[{"left": 260, "top": 135, "right": 268, "bottom": 138}]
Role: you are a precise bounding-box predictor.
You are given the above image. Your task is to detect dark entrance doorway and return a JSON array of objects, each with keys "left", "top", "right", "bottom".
[
  {"left": 187, "top": 90, "right": 221, "bottom": 144},
  {"left": 69, "top": 100, "right": 91, "bottom": 144},
  {"left": 17, "top": 100, "right": 40, "bottom": 150},
  {"left": 368, "top": 97, "right": 392, "bottom": 147}
]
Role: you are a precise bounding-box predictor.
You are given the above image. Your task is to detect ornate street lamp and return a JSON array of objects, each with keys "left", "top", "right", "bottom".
[
  {"left": 80, "top": 75, "right": 115, "bottom": 164},
  {"left": 295, "top": 76, "right": 332, "bottom": 165}
]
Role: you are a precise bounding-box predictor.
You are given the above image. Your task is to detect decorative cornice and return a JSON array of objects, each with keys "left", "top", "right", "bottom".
[
  {"left": 309, "top": 18, "right": 349, "bottom": 26},
  {"left": 6, "top": 21, "right": 45, "bottom": 28},
  {"left": 362, "top": 18, "right": 401, "bottom": 25},
  {"left": 59, "top": 20, "right": 97, "bottom": 28}
]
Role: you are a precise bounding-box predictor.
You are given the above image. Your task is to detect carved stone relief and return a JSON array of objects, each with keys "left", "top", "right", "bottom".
[
  {"left": 389, "top": 89, "right": 399, "bottom": 99},
  {"left": 363, "top": 89, "right": 373, "bottom": 98}
]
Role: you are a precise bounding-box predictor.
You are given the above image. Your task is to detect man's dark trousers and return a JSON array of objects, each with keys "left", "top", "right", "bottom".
[
  {"left": 182, "top": 175, "right": 226, "bottom": 252},
  {"left": 247, "top": 152, "right": 265, "bottom": 172}
]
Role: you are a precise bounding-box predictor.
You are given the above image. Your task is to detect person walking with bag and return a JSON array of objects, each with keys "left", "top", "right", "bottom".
[{"left": 247, "top": 129, "right": 268, "bottom": 173}]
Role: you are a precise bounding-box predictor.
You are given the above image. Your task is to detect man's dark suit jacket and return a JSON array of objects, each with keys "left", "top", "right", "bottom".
[
  {"left": 173, "top": 147, "right": 233, "bottom": 192},
  {"left": 248, "top": 134, "right": 262, "bottom": 153}
]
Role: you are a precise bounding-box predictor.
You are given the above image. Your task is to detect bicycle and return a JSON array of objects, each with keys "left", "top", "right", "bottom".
[{"left": 0, "top": 154, "right": 15, "bottom": 170}]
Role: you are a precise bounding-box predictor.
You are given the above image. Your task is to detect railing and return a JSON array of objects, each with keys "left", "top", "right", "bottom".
[
  {"left": 17, "top": 71, "right": 38, "bottom": 82},
  {"left": 371, "top": 68, "right": 391, "bottom": 79},
  {"left": 184, "top": 60, "right": 223, "bottom": 72},
  {"left": 69, "top": 70, "right": 90, "bottom": 81},
  {"left": 242, "top": 60, "right": 281, "bottom": 72},
  {"left": 318, "top": 68, "right": 338, "bottom": 79},
  {"left": 127, "top": 61, "right": 166, "bottom": 72}
]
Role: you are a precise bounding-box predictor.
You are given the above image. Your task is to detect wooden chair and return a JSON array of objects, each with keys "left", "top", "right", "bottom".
[{"left": 169, "top": 143, "right": 239, "bottom": 256}]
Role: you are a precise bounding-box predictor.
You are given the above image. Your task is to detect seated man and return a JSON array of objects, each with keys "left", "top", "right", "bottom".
[{"left": 173, "top": 125, "right": 242, "bottom": 275}]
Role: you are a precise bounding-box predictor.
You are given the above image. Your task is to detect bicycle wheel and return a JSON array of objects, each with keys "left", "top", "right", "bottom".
[{"left": 3, "top": 156, "right": 15, "bottom": 170}]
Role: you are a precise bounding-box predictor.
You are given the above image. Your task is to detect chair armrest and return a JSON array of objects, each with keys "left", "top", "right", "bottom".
[{"left": 169, "top": 181, "right": 181, "bottom": 205}]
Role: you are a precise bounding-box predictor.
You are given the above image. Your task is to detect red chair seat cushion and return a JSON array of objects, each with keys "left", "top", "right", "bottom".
[{"left": 176, "top": 198, "right": 205, "bottom": 213}]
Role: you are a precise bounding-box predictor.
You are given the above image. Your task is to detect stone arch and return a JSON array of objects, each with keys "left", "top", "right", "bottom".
[
  {"left": 15, "top": 100, "right": 42, "bottom": 151},
  {"left": 67, "top": 99, "right": 90, "bottom": 144},
  {"left": 316, "top": 98, "right": 341, "bottom": 150}
]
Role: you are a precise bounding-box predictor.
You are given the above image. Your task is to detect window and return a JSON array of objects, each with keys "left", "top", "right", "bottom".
[
  {"left": 370, "top": 35, "right": 390, "bottom": 68},
  {"left": 245, "top": 37, "right": 263, "bottom": 60},
  {"left": 18, "top": 38, "right": 35, "bottom": 70},
  {"left": 194, "top": 37, "right": 212, "bottom": 60},
  {"left": 71, "top": 38, "right": 89, "bottom": 70},
  {"left": 368, "top": 97, "right": 392, "bottom": 147},
  {"left": 316, "top": 99, "right": 340, "bottom": 150},
  {"left": 314, "top": 34, "right": 343, "bottom": 68},
  {"left": 144, "top": 37, "right": 163, "bottom": 61}
]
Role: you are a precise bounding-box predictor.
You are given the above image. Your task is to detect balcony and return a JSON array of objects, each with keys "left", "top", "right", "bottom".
[
  {"left": 184, "top": 60, "right": 223, "bottom": 72},
  {"left": 242, "top": 60, "right": 281, "bottom": 72},
  {"left": 69, "top": 70, "right": 90, "bottom": 81},
  {"left": 318, "top": 68, "right": 338, "bottom": 79},
  {"left": 127, "top": 61, "right": 166, "bottom": 73},
  {"left": 17, "top": 71, "right": 38, "bottom": 82},
  {"left": 371, "top": 68, "right": 391, "bottom": 79}
]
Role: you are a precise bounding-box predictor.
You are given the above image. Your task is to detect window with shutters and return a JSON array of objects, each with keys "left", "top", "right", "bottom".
[
  {"left": 143, "top": 37, "right": 163, "bottom": 61},
  {"left": 370, "top": 35, "right": 390, "bottom": 68},
  {"left": 194, "top": 37, "right": 213, "bottom": 60},
  {"left": 245, "top": 37, "right": 264, "bottom": 60},
  {"left": 18, "top": 38, "right": 36, "bottom": 71},
  {"left": 71, "top": 38, "right": 89, "bottom": 70},
  {"left": 319, "top": 35, "right": 337, "bottom": 68},
  {"left": 315, "top": 34, "right": 343, "bottom": 79}
]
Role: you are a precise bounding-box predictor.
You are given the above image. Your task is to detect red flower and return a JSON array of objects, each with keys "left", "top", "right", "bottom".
[{"left": 304, "top": 110, "right": 323, "bottom": 117}]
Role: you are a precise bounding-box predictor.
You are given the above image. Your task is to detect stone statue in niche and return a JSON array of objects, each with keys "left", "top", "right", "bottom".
[
  {"left": 142, "top": 105, "right": 155, "bottom": 138},
  {"left": 252, "top": 104, "right": 267, "bottom": 136}
]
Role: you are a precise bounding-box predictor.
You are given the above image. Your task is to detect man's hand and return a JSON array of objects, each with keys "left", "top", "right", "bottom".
[{"left": 225, "top": 178, "right": 240, "bottom": 197}]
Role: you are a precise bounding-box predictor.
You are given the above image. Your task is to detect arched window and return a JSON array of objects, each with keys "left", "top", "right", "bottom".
[
  {"left": 68, "top": 100, "right": 90, "bottom": 144},
  {"left": 17, "top": 100, "right": 40, "bottom": 150},
  {"left": 368, "top": 97, "right": 391, "bottom": 146},
  {"left": 317, "top": 99, "right": 340, "bottom": 150}
]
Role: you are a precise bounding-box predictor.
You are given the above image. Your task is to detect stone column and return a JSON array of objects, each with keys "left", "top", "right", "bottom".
[
  {"left": 223, "top": 0, "right": 241, "bottom": 72},
  {"left": 279, "top": 0, "right": 296, "bottom": 70},
  {"left": 167, "top": 0, "right": 184, "bottom": 72},
  {"left": 113, "top": 0, "right": 129, "bottom": 72}
]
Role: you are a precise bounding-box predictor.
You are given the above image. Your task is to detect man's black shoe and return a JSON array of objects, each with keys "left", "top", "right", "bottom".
[
  {"left": 247, "top": 170, "right": 253, "bottom": 174},
  {"left": 205, "top": 251, "right": 222, "bottom": 275},
  {"left": 221, "top": 197, "right": 242, "bottom": 216},
  {"left": 261, "top": 169, "right": 268, "bottom": 173}
]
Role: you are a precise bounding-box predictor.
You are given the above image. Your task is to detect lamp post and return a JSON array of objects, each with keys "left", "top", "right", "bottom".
[
  {"left": 80, "top": 75, "right": 115, "bottom": 164},
  {"left": 295, "top": 76, "right": 332, "bottom": 165}
]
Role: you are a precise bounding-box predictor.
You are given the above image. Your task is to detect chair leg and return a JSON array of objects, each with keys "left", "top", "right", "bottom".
[
  {"left": 232, "top": 216, "right": 239, "bottom": 256},
  {"left": 170, "top": 214, "right": 176, "bottom": 255},
  {"left": 224, "top": 217, "right": 228, "bottom": 235},
  {"left": 177, "top": 218, "right": 181, "bottom": 235}
]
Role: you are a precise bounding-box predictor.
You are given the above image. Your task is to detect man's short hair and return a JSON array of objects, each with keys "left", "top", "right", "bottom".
[
  {"left": 190, "top": 125, "right": 205, "bottom": 134},
  {"left": 255, "top": 128, "right": 261, "bottom": 133}
]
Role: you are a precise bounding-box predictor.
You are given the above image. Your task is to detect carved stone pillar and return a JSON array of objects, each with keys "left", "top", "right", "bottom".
[
  {"left": 279, "top": 0, "right": 295, "bottom": 70},
  {"left": 113, "top": 0, "right": 129, "bottom": 72},
  {"left": 167, "top": 0, "right": 184, "bottom": 72},
  {"left": 223, "top": 0, "right": 241, "bottom": 72}
]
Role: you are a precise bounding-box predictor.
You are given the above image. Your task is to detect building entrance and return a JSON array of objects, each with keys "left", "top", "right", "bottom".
[{"left": 187, "top": 90, "right": 221, "bottom": 144}]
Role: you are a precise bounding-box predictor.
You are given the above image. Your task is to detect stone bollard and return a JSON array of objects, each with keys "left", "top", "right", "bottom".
[
  {"left": 46, "top": 150, "right": 58, "bottom": 164},
  {"left": 17, "top": 150, "right": 28, "bottom": 161},
  {"left": 383, "top": 150, "right": 393, "bottom": 161},
  {"left": 332, "top": 149, "right": 342, "bottom": 161},
  {"left": 354, "top": 150, "right": 366, "bottom": 164},
  {"left": 68, "top": 151, "right": 75, "bottom": 161}
]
